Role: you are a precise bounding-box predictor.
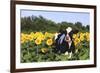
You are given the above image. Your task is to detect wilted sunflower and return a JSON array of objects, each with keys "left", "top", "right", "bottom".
[{"left": 41, "top": 48, "right": 48, "bottom": 53}]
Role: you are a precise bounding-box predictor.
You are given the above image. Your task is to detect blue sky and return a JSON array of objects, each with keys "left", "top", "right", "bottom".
[{"left": 21, "top": 10, "right": 90, "bottom": 26}]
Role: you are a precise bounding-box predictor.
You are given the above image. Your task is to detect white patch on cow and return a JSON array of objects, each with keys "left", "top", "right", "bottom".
[
  {"left": 68, "top": 41, "right": 72, "bottom": 49},
  {"left": 65, "top": 52, "right": 68, "bottom": 55},
  {"left": 54, "top": 33, "right": 59, "bottom": 40},
  {"left": 66, "top": 27, "right": 72, "bottom": 33},
  {"left": 65, "top": 51, "right": 72, "bottom": 59},
  {"left": 68, "top": 52, "right": 72, "bottom": 59}
]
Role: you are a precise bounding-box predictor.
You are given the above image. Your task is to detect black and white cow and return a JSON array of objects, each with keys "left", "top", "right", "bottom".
[{"left": 54, "top": 27, "right": 78, "bottom": 58}]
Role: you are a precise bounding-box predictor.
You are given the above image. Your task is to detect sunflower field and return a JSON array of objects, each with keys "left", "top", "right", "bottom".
[{"left": 21, "top": 32, "right": 90, "bottom": 63}]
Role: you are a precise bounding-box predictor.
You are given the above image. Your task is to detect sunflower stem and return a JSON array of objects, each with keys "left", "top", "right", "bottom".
[
  {"left": 50, "top": 46, "right": 52, "bottom": 54},
  {"left": 36, "top": 46, "right": 39, "bottom": 57}
]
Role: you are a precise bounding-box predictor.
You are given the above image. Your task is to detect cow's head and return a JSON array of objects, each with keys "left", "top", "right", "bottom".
[{"left": 65, "top": 27, "right": 79, "bottom": 42}]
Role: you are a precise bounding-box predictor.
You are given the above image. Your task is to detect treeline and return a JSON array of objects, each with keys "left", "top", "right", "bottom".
[{"left": 21, "top": 15, "right": 89, "bottom": 33}]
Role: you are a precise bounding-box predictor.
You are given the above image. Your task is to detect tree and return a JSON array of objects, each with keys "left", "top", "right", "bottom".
[
  {"left": 86, "top": 25, "right": 90, "bottom": 31},
  {"left": 21, "top": 15, "right": 89, "bottom": 33}
]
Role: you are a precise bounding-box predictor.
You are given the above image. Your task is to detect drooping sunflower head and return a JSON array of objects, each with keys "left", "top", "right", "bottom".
[{"left": 41, "top": 48, "right": 48, "bottom": 53}]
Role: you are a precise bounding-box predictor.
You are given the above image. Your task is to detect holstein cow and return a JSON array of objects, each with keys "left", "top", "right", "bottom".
[{"left": 54, "top": 27, "right": 78, "bottom": 58}]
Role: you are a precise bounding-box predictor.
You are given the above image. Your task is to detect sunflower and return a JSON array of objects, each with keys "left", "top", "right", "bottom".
[
  {"left": 73, "top": 34, "right": 77, "bottom": 39},
  {"left": 35, "top": 38, "right": 41, "bottom": 45},
  {"left": 80, "top": 35, "right": 84, "bottom": 41},
  {"left": 74, "top": 38, "right": 80, "bottom": 46},
  {"left": 85, "top": 32, "right": 90, "bottom": 41},
  {"left": 21, "top": 40, "right": 24, "bottom": 44},
  {"left": 38, "top": 35, "right": 45, "bottom": 41},
  {"left": 28, "top": 35, "right": 34, "bottom": 41},
  {"left": 46, "top": 39, "right": 53, "bottom": 46}
]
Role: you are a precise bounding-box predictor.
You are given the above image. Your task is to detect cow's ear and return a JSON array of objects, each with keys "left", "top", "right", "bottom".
[{"left": 72, "top": 29, "right": 79, "bottom": 34}]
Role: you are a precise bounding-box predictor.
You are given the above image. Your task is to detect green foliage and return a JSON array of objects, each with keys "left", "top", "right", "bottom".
[
  {"left": 21, "top": 15, "right": 89, "bottom": 33},
  {"left": 21, "top": 41, "right": 89, "bottom": 63}
]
